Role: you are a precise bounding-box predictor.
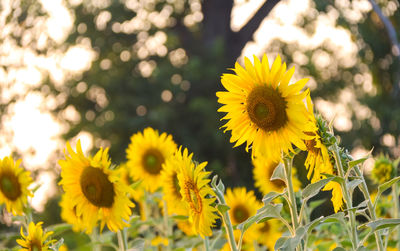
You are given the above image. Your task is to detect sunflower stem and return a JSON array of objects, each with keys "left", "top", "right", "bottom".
[
  {"left": 162, "top": 200, "right": 172, "bottom": 251},
  {"left": 214, "top": 187, "right": 238, "bottom": 251},
  {"left": 283, "top": 157, "right": 299, "bottom": 230},
  {"left": 117, "top": 230, "right": 126, "bottom": 251},
  {"left": 332, "top": 143, "right": 358, "bottom": 250},
  {"left": 393, "top": 183, "right": 400, "bottom": 251},
  {"left": 282, "top": 156, "right": 303, "bottom": 251},
  {"left": 204, "top": 236, "right": 211, "bottom": 251},
  {"left": 91, "top": 227, "right": 101, "bottom": 251},
  {"left": 352, "top": 165, "right": 384, "bottom": 251}
]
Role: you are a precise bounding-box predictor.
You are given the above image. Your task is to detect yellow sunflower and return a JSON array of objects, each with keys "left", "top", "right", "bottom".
[
  {"left": 0, "top": 156, "right": 33, "bottom": 216},
  {"left": 225, "top": 187, "right": 262, "bottom": 241},
  {"left": 161, "top": 151, "right": 188, "bottom": 216},
  {"left": 126, "top": 127, "right": 177, "bottom": 192},
  {"left": 59, "top": 194, "right": 85, "bottom": 233},
  {"left": 256, "top": 219, "right": 282, "bottom": 251},
  {"left": 176, "top": 219, "right": 196, "bottom": 236},
  {"left": 116, "top": 163, "right": 144, "bottom": 202},
  {"left": 58, "top": 140, "right": 134, "bottom": 232},
  {"left": 304, "top": 96, "right": 343, "bottom": 212},
  {"left": 176, "top": 147, "right": 219, "bottom": 238},
  {"left": 252, "top": 155, "right": 301, "bottom": 194},
  {"left": 17, "top": 221, "right": 55, "bottom": 251},
  {"left": 217, "top": 54, "right": 315, "bottom": 161}
]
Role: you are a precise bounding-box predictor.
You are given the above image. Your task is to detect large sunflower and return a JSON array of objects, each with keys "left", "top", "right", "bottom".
[
  {"left": 217, "top": 54, "right": 315, "bottom": 161},
  {"left": 176, "top": 147, "right": 219, "bottom": 238},
  {"left": 304, "top": 96, "right": 343, "bottom": 212},
  {"left": 59, "top": 140, "right": 134, "bottom": 232},
  {"left": 126, "top": 127, "right": 177, "bottom": 192},
  {"left": 252, "top": 155, "right": 301, "bottom": 194},
  {"left": 225, "top": 187, "right": 262, "bottom": 241},
  {"left": 0, "top": 156, "right": 33, "bottom": 216},
  {"left": 17, "top": 221, "right": 55, "bottom": 251},
  {"left": 161, "top": 151, "right": 188, "bottom": 216}
]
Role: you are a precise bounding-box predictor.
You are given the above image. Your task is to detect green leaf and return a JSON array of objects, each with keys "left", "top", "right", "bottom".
[
  {"left": 271, "top": 163, "right": 286, "bottom": 184},
  {"left": 130, "top": 179, "right": 143, "bottom": 190},
  {"left": 50, "top": 238, "right": 64, "bottom": 251},
  {"left": 211, "top": 175, "right": 225, "bottom": 194},
  {"left": 262, "top": 191, "right": 283, "bottom": 205},
  {"left": 46, "top": 223, "right": 72, "bottom": 236},
  {"left": 378, "top": 176, "right": 400, "bottom": 195},
  {"left": 237, "top": 204, "right": 282, "bottom": 233},
  {"left": 332, "top": 248, "right": 346, "bottom": 251},
  {"left": 348, "top": 178, "right": 363, "bottom": 195},
  {"left": 217, "top": 204, "right": 230, "bottom": 214},
  {"left": 129, "top": 238, "right": 145, "bottom": 250},
  {"left": 278, "top": 226, "right": 307, "bottom": 251},
  {"left": 362, "top": 218, "right": 400, "bottom": 232},
  {"left": 172, "top": 215, "right": 189, "bottom": 220},
  {"left": 302, "top": 177, "right": 334, "bottom": 200},
  {"left": 348, "top": 148, "right": 372, "bottom": 169}
]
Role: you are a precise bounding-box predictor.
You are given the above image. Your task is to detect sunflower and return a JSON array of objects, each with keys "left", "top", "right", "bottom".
[
  {"left": 225, "top": 187, "right": 262, "bottom": 241},
  {"left": 304, "top": 96, "right": 344, "bottom": 212},
  {"left": 161, "top": 151, "right": 188, "bottom": 216},
  {"left": 217, "top": 54, "right": 315, "bottom": 161},
  {"left": 126, "top": 127, "right": 177, "bottom": 193},
  {"left": 252, "top": 155, "right": 301, "bottom": 194},
  {"left": 17, "top": 221, "right": 55, "bottom": 251},
  {"left": 0, "top": 156, "right": 33, "bottom": 216},
  {"left": 58, "top": 140, "right": 134, "bottom": 232},
  {"left": 371, "top": 155, "right": 395, "bottom": 184},
  {"left": 176, "top": 147, "right": 219, "bottom": 238},
  {"left": 116, "top": 163, "right": 144, "bottom": 202},
  {"left": 256, "top": 219, "right": 282, "bottom": 250},
  {"left": 59, "top": 194, "right": 85, "bottom": 233}
]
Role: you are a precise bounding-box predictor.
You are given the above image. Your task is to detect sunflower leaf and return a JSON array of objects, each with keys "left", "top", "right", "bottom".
[
  {"left": 302, "top": 177, "right": 334, "bottom": 201},
  {"left": 49, "top": 238, "right": 64, "bottom": 251},
  {"left": 172, "top": 215, "right": 189, "bottom": 220},
  {"left": 216, "top": 204, "right": 230, "bottom": 214},
  {"left": 271, "top": 163, "right": 286, "bottom": 184},
  {"left": 277, "top": 226, "right": 307, "bottom": 251},
  {"left": 237, "top": 204, "right": 282, "bottom": 234},
  {"left": 359, "top": 218, "right": 400, "bottom": 232},
  {"left": 262, "top": 191, "right": 283, "bottom": 205}
]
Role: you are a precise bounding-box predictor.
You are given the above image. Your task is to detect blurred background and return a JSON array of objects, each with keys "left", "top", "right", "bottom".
[{"left": 0, "top": 0, "right": 399, "bottom": 229}]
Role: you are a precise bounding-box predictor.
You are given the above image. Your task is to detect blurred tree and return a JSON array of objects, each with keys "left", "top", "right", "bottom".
[{"left": 37, "top": 0, "right": 281, "bottom": 187}]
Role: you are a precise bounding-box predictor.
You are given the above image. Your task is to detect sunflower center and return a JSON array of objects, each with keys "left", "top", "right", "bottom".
[
  {"left": 80, "top": 166, "right": 115, "bottom": 208},
  {"left": 260, "top": 222, "right": 271, "bottom": 233},
  {"left": 30, "top": 240, "right": 42, "bottom": 251},
  {"left": 246, "top": 85, "right": 287, "bottom": 132},
  {"left": 142, "top": 149, "right": 165, "bottom": 175},
  {"left": 173, "top": 173, "right": 181, "bottom": 199},
  {"left": 232, "top": 204, "right": 249, "bottom": 223},
  {"left": 0, "top": 172, "right": 22, "bottom": 201},
  {"left": 184, "top": 181, "right": 202, "bottom": 214},
  {"left": 304, "top": 132, "right": 319, "bottom": 154},
  {"left": 267, "top": 163, "right": 286, "bottom": 188}
]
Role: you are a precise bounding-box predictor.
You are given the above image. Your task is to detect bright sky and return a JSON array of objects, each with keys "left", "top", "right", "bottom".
[{"left": 0, "top": 0, "right": 377, "bottom": 211}]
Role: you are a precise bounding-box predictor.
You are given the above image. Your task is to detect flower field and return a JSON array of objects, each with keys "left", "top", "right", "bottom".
[{"left": 1, "top": 54, "right": 400, "bottom": 251}]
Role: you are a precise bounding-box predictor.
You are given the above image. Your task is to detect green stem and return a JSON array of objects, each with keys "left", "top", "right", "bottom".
[
  {"left": 283, "top": 157, "right": 299, "bottom": 230},
  {"left": 204, "top": 236, "right": 211, "bottom": 251},
  {"left": 282, "top": 156, "right": 303, "bottom": 251},
  {"left": 332, "top": 143, "right": 358, "bottom": 250},
  {"left": 214, "top": 188, "right": 238, "bottom": 251},
  {"left": 162, "top": 200, "right": 172, "bottom": 251},
  {"left": 353, "top": 165, "right": 384, "bottom": 251},
  {"left": 91, "top": 227, "right": 101, "bottom": 251},
  {"left": 117, "top": 230, "right": 126, "bottom": 251},
  {"left": 393, "top": 183, "right": 400, "bottom": 251}
]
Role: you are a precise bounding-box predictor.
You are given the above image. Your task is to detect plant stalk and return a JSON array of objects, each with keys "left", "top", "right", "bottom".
[
  {"left": 353, "top": 165, "right": 384, "bottom": 251},
  {"left": 332, "top": 143, "right": 358, "bottom": 250},
  {"left": 117, "top": 230, "right": 127, "bottom": 251},
  {"left": 214, "top": 187, "right": 238, "bottom": 251}
]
